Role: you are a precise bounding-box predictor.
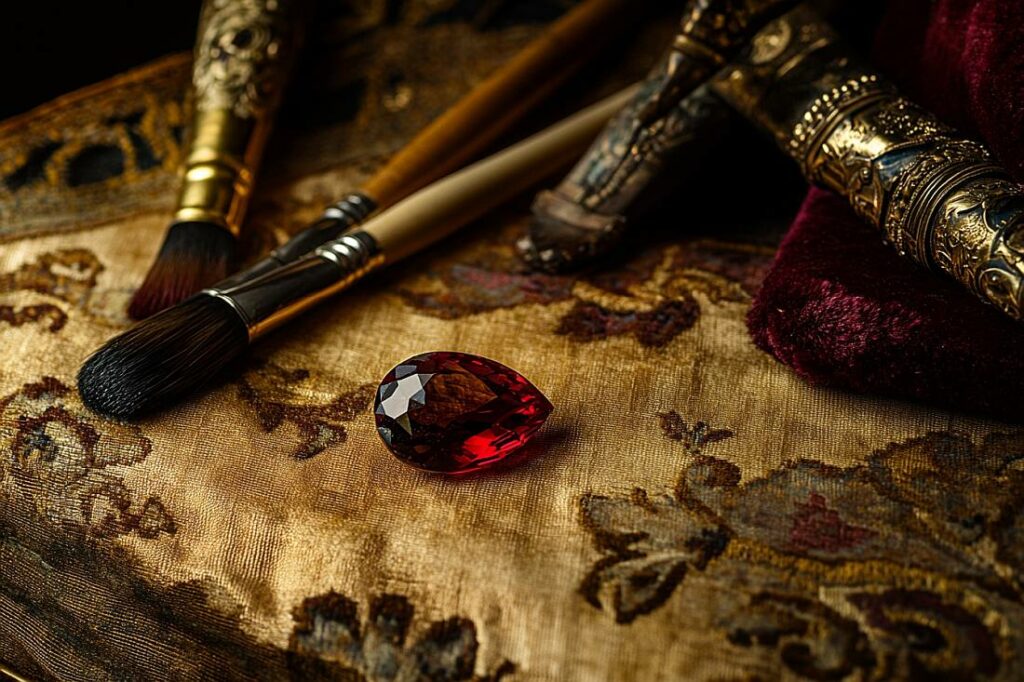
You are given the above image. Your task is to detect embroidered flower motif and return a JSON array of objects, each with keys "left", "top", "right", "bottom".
[
  {"left": 235, "top": 359, "right": 375, "bottom": 459},
  {"left": 397, "top": 223, "right": 772, "bottom": 348},
  {"left": 658, "top": 410, "right": 734, "bottom": 455},
  {"left": 289, "top": 591, "right": 515, "bottom": 681},
  {"left": 0, "top": 249, "right": 104, "bottom": 304},
  {"left": 788, "top": 491, "right": 876, "bottom": 552},
  {"left": 0, "top": 249, "right": 105, "bottom": 332},
  {"left": 580, "top": 487, "right": 731, "bottom": 624},
  {"left": 580, "top": 420, "right": 1024, "bottom": 679},
  {"left": 0, "top": 377, "right": 174, "bottom": 538}
]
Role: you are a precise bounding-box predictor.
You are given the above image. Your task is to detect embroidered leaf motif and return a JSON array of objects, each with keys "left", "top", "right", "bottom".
[
  {"left": 658, "top": 410, "right": 734, "bottom": 454},
  {"left": 579, "top": 489, "right": 730, "bottom": 624},
  {"left": 236, "top": 359, "right": 375, "bottom": 459},
  {"left": 0, "top": 377, "right": 174, "bottom": 539},
  {"left": 579, "top": 424, "right": 1024, "bottom": 679},
  {"left": 290, "top": 592, "right": 514, "bottom": 681}
]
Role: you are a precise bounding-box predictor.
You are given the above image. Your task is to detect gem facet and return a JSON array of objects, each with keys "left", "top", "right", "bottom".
[{"left": 374, "top": 352, "right": 553, "bottom": 474}]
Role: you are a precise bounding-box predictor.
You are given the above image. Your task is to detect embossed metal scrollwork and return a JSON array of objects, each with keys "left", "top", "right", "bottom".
[
  {"left": 193, "top": 0, "right": 300, "bottom": 118},
  {"left": 710, "top": 6, "right": 1024, "bottom": 320},
  {"left": 174, "top": 0, "right": 304, "bottom": 235}
]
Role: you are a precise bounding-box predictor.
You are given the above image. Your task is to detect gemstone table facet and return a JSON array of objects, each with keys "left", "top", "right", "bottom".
[{"left": 374, "top": 352, "right": 553, "bottom": 474}]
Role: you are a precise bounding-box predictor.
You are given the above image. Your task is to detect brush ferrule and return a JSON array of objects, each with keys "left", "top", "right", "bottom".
[
  {"left": 320, "top": 193, "right": 377, "bottom": 224},
  {"left": 266, "top": 192, "right": 377, "bottom": 265},
  {"left": 174, "top": 109, "right": 263, "bottom": 237},
  {"left": 203, "top": 230, "right": 384, "bottom": 340},
  {"left": 215, "top": 192, "right": 378, "bottom": 289}
]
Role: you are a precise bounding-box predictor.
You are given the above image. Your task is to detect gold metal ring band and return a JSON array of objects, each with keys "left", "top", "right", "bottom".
[
  {"left": 789, "top": 75, "right": 890, "bottom": 171},
  {"left": 883, "top": 139, "right": 992, "bottom": 259}
]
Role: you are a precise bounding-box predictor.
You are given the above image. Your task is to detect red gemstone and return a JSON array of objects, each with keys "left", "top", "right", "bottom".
[{"left": 374, "top": 352, "right": 553, "bottom": 474}]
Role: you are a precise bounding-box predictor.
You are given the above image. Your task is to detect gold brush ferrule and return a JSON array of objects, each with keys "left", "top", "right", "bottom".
[
  {"left": 710, "top": 5, "right": 1024, "bottom": 320},
  {"left": 203, "top": 230, "right": 386, "bottom": 340},
  {"left": 174, "top": 108, "right": 264, "bottom": 235},
  {"left": 174, "top": 0, "right": 303, "bottom": 236}
]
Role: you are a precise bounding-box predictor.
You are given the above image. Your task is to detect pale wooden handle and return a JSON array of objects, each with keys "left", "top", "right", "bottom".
[
  {"left": 363, "top": 85, "right": 639, "bottom": 261},
  {"left": 361, "top": 0, "right": 636, "bottom": 208}
]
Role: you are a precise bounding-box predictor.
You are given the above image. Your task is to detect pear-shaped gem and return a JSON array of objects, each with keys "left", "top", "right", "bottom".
[{"left": 374, "top": 352, "right": 553, "bottom": 474}]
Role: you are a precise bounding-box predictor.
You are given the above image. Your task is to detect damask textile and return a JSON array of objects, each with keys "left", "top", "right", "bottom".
[
  {"left": 2, "top": 2, "right": 1024, "bottom": 681},
  {"left": 748, "top": 0, "right": 1024, "bottom": 421}
]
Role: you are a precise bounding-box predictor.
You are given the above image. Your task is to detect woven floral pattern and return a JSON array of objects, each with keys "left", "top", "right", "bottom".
[{"left": 1, "top": 1, "right": 1020, "bottom": 680}]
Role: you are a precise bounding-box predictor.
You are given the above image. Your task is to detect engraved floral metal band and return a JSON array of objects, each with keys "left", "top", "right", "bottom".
[
  {"left": 711, "top": 6, "right": 1024, "bottom": 320},
  {"left": 790, "top": 84, "right": 1024, "bottom": 317},
  {"left": 931, "top": 175, "right": 1024, "bottom": 318},
  {"left": 805, "top": 95, "right": 958, "bottom": 227},
  {"left": 790, "top": 75, "right": 892, "bottom": 179}
]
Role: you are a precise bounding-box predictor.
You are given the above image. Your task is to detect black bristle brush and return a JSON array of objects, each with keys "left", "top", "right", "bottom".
[
  {"left": 80, "top": 295, "right": 249, "bottom": 418},
  {"left": 128, "top": 0, "right": 305, "bottom": 320},
  {"left": 78, "top": 88, "right": 635, "bottom": 418}
]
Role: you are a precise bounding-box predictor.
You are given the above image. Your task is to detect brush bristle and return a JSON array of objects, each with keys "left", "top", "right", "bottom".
[
  {"left": 128, "top": 221, "right": 238, "bottom": 319},
  {"left": 78, "top": 296, "right": 249, "bottom": 419}
]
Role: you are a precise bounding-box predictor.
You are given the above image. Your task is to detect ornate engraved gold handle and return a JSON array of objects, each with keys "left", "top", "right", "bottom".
[
  {"left": 175, "top": 0, "right": 305, "bottom": 235},
  {"left": 711, "top": 5, "right": 1024, "bottom": 320}
]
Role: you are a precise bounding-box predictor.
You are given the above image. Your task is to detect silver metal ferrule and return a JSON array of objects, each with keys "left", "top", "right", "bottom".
[
  {"left": 215, "top": 192, "right": 379, "bottom": 289},
  {"left": 320, "top": 193, "right": 376, "bottom": 223},
  {"left": 202, "top": 229, "right": 385, "bottom": 340}
]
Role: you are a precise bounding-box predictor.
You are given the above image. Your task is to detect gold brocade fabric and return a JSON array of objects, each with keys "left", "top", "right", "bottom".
[{"left": 2, "top": 3, "right": 1023, "bottom": 681}]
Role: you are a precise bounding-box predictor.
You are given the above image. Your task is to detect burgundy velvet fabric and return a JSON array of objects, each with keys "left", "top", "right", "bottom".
[{"left": 747, "top": 0, "right": 1024, "bottom": 422}]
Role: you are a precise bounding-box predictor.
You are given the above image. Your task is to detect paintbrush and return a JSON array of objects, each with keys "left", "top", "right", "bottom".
[
  {"left": 78, "top": 86, "right": 637, "bottom": 419},
  {"left": 129, "top": 0, "right": 306, "bottom": 319},
  {"left": 211, "top": 0, "right": 640, "bottom": 291}
]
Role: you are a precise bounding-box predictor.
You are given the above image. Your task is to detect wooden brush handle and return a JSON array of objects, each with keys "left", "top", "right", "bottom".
[
  {"left": 365, "top": 86, "right": 638, "bottom": 261},
  {"left": 214, "top": 87, "right": 637, "bottom": 339},
  {"left": 361, "top": 0, "right": 638, "bottom": 208}
]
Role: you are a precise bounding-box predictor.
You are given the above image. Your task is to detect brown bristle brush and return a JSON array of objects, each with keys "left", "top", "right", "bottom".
[{"left": 128, "top": 0, "right": 306, "bottom": 319}]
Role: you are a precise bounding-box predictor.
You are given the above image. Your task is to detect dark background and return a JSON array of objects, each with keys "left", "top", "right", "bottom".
[
  {"left": 0, "top": 1, "right": 886, "bottom": 121},
  {"left": 1, "top": 1, "right": 203, "bottom": 119}
]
